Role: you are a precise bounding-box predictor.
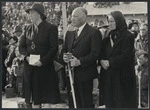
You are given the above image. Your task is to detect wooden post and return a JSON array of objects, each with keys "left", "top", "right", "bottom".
[{"left": 62, "top": 2, "right": 67, "bottom": 40}]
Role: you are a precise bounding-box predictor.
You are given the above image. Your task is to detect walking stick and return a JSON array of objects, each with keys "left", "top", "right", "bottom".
[
  {"left": 67, "top": 62, "right": 77, "bottom": 108},
  {"left": 138, "top": 71, "right": 141, "bottom": 108},
  {"left": 148, "top": 82, "right": 149, "bottom": 108}
]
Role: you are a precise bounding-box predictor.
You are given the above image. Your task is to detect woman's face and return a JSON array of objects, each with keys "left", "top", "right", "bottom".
[
  {"left": 131, "top": 24, "right": 139, "bottom": 32},
  {"left": 29, "top": 10, "right": 40, "bottom": 23},
  {"left": 108, "top": 15, "right": 116, "bottom": 31}
]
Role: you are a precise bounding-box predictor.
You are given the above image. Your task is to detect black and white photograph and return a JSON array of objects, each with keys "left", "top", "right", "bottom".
[{"left": 1, "top": 1, "right": 149, "bottom": 109}]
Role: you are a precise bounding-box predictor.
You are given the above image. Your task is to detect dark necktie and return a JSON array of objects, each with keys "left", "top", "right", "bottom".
[{"left": 75, "top": 28, "right": 79, "bottom": 39}]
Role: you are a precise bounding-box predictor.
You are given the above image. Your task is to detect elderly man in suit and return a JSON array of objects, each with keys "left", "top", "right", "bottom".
[{"left": 63, "top": 7, "right": 102, "bottom": 108}]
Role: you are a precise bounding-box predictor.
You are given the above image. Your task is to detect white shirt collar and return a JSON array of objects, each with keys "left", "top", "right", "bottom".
[{"left": 77, "top": 23, "right": 86, "bottom": 36}]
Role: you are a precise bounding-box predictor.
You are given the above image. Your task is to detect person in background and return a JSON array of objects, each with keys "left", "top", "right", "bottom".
[
  {"left": 98, "top": 24, "right": 109, "bottom": 39},
  {"left": 128, "top": 20, "right": 139, "bottom": 38},
  {"left": 5, "top": 36, "right": 18, "bottom": 70},
  {"left": 4, "top": 36, "right": 19, "bottom": 94},
  {"left": 19, "top": 4, "right": 61, "bottom": 108},
  {"left": 5, "top": 46, "right": 24, "bottom": 97},
  {"left": 63, "top": 7, "right": 102, "bottom": 108},
  {"left": 13, "top": 25, "right": 22, "bottom": 42},
  {"left": 135, "top": 23, "right": 148, "bottom": 54},
  {"left": 4, "top": 25, "right": 23, "bottom": 94},
  {"left": 135, "top": 50, "right": 148, "bottom": 108},
  {"left": 54, "top": 37, "right": 66, "bottom": 91},
  {"left": 12, "top": 47, "right": 25, "bottom": 96},
  {"left": 2, "top": 15, "right": 10, "bottom": 93},
  {"left": 99, "top": 11, "right": 137, "bottom": 108}
]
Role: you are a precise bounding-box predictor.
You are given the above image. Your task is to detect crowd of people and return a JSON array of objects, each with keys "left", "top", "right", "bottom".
[
  {"left": 2, "top": 2, "right": 148, "bottom": 109},
  {"left": 93, "top": 2, "right": 120, "bottom": 8},
  {"left": 2, "top": 2, "right": 61, "bottom": 36}
]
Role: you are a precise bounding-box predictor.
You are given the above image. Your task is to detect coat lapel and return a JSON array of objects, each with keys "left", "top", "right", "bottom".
[
  {"left": 73, "top": 24, "right": 89, "bottom": 48},
  {"left": 110, "top": 36, "right": 124, "bottom": 56},
  {"left": 26, "top": 24, "right": 34, "bottom": 40}
]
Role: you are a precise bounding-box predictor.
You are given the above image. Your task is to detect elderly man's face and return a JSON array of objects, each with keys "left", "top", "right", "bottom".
[
  {"left": 29, "top": 10, "right": 40, "bottom": 24},
  {"left": 139, "top": 25, "right": 147, "bottom": 37},
  {"left": 71, "top": 9, "right": 86, "bottom": 28}
]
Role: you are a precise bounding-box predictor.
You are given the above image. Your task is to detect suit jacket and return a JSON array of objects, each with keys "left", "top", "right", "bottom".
[{"left": 63, "top": 23, "right": 102, "bottom": 81}]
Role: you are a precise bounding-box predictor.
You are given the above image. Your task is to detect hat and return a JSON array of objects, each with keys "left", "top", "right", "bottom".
[
  {"left": 128, "top": 20, "right": 139, "bottom": 29},
  {"left": 136, "top": 50, "right": 148, "bottom": 58},
  {"left": 13, "top": 25, "right": 22, "bottom": 33},
  {"left": 26, "top": 4, "right": 46, "bottom": 19}
]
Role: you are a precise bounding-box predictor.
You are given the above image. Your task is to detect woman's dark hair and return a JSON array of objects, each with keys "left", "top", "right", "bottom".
[
  {"left": 128, "top": 21, "right": 139, "bottom": 29},
  {"left": 107, "top": 11, "right": 127, "bottom": 31},
  {"left": 107, "top": 11, "right": 128, "bottom": 39}
]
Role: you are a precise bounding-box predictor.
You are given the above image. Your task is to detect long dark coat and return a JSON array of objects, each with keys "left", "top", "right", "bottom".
[
  {"left": 19, "top": 21, "right": 60, "bottom": 105},
  {"left": 99, "top": 11, "right": 137, "bottom": 108},
  {"left": 63, "top": 23, "right": 102, "bottom": 108}
]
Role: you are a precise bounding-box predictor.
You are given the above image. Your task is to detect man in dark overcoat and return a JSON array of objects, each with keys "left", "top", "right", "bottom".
[{"left": 63, "top": 7, "right": 102, "bottom": 108}]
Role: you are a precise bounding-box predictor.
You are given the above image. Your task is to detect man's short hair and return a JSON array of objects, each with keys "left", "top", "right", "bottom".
[
  {"left": 140, "top": 23, "right": 148, "bottom": 28},
  {"left": 80, "top": 8, "right": 88, "bottom": 16},
  {"left": 75, "top": 7, "right": 88, "bottom": 16}
]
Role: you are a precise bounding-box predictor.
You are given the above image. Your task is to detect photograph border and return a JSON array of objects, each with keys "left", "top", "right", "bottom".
[{"left": 0, "top": 0, "right": 149, "bottom": 110}]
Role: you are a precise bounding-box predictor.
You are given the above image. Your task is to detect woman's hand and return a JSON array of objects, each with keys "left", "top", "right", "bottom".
[
  {"left": 26, "top": 56, "right": 30, "bottom": 63},
  {"left": 100, "top": 60, "right": 110, "bottom": 70}
]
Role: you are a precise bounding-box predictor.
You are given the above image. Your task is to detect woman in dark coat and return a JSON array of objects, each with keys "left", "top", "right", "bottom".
[
  {"left": 99, "top": 11, "right": 137, "bottom": 108},
  {"left": 19, "top": 4, "right": 60, "bottom": 108}
]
